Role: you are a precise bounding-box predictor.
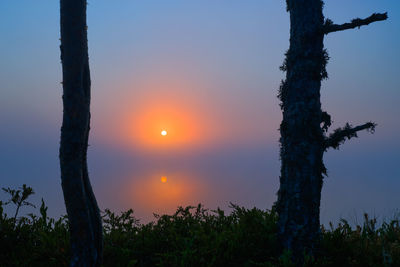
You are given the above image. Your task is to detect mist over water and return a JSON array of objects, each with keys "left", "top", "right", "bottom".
[
  {"left": 2, "top": 129, "right": 399, "bottom": 227},
  {"left": 1, "top": 0, "right": 400, "bottom": 227},
  {"left": 90, "top": 143, "right": 280, "bottom": 223}
]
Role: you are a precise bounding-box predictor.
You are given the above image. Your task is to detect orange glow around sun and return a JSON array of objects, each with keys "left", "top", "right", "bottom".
[
  {"left": 135, "top": 105, "right": 197, "bottom": 148},
  {"left": 117, "top": 89, "right": 206, "bottom": 150},
  {"left": 99, "top": 70, "right": 229, "bottom": 150}
]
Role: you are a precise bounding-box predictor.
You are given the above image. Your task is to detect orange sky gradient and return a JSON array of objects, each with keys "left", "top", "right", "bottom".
[
  {"left": 94, "top": 67, "right": 276, "bottom": 152},
  {"left": 2, "top": 1, "right": 399, "bottom": 225}
]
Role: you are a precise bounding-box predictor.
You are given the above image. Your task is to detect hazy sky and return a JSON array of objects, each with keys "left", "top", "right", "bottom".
[{"left": 1, "top": 1, "right": 399, "bottom": 224}]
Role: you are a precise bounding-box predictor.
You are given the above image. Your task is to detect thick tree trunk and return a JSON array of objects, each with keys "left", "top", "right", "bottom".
[
  {"left": 276, "top": 1, "right": 386, "bottom": 264},
  {"left": 59, "top": 1, "right": 103, "bottom": 266},
  {"left": 277, "top": 0, "right": 325, "bottom": 262}
]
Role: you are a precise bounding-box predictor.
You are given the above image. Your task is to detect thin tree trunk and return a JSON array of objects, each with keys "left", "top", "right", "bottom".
[{"left": 59, "top": 1, "right": 103, "bottom": 266}]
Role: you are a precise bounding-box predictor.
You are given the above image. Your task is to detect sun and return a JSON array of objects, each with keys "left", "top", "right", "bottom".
[
  {"left": 161, "top": 130, "right": 167, "bottom": 136},
  {"left": 161, "top": 176, "right": 167, "bottom": 183}
]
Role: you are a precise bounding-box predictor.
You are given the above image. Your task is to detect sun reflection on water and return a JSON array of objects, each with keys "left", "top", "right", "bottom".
[{"left": 122, "top": 172, "right": 207, "bottom": 220}]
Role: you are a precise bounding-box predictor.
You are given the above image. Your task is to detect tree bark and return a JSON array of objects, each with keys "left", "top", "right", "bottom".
[
  {"left": 277, "top": 0, "right": 325, "bottom": 261},
  {"left": 277, "top": 0, "right": 386, "bottom": 264},
  {"left": 59, "top": 1, "right": 103, "bottom": 266}
]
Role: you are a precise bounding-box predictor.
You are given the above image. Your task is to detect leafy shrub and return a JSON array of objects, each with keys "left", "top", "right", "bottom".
[
  {"left": 0, "top": 185, "right": 69, "bottom": 266},
  {"left": 0, "top": 185, "right": 399, "bottom": 266}
]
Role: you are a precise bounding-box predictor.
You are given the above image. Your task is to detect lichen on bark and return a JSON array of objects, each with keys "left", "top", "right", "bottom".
[{"left": 276, "top": 0, "right": 386, "bottom": 264}]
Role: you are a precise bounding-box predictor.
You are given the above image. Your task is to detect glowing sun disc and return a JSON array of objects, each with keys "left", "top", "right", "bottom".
[
  {"left": 161, "top": 176, "right": 167, "bottom": 183},
  {"left": 161, "top": 130, "right": 167, "bottom": 136}
]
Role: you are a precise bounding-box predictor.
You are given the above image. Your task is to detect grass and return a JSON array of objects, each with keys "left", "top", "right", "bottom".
[{"left": 0, "top": 185, "right": 399, "bottom": 266}]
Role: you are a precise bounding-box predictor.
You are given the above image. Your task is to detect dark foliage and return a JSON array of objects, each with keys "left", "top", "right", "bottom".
[{"left": 0, "top": 186, "right": 399, "bottom": 266}]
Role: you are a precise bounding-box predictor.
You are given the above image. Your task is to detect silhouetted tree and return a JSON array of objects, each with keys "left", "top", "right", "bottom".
[
  {"left": 59, "top": 1, "right": 103, "bottom": 266},
  {"left": 276, "top": 0, "right": 387, "bottom": 263}
]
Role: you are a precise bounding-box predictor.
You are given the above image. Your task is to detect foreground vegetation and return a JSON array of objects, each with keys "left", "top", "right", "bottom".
[{"left": 0, "top": 185, "right": 399, "bottom": 266}]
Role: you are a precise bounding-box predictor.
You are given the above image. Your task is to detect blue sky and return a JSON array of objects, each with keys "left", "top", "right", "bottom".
[{"left": 0, "top": 1, "right": 399, "bottom": 224}]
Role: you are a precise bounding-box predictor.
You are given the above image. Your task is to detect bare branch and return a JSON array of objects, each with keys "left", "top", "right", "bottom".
[
  {"left": 324, "top": 122, "right": 376, "bottom": 150},
  {"left": 324, "top": 12, "right": 388, "bottom": 34}
]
